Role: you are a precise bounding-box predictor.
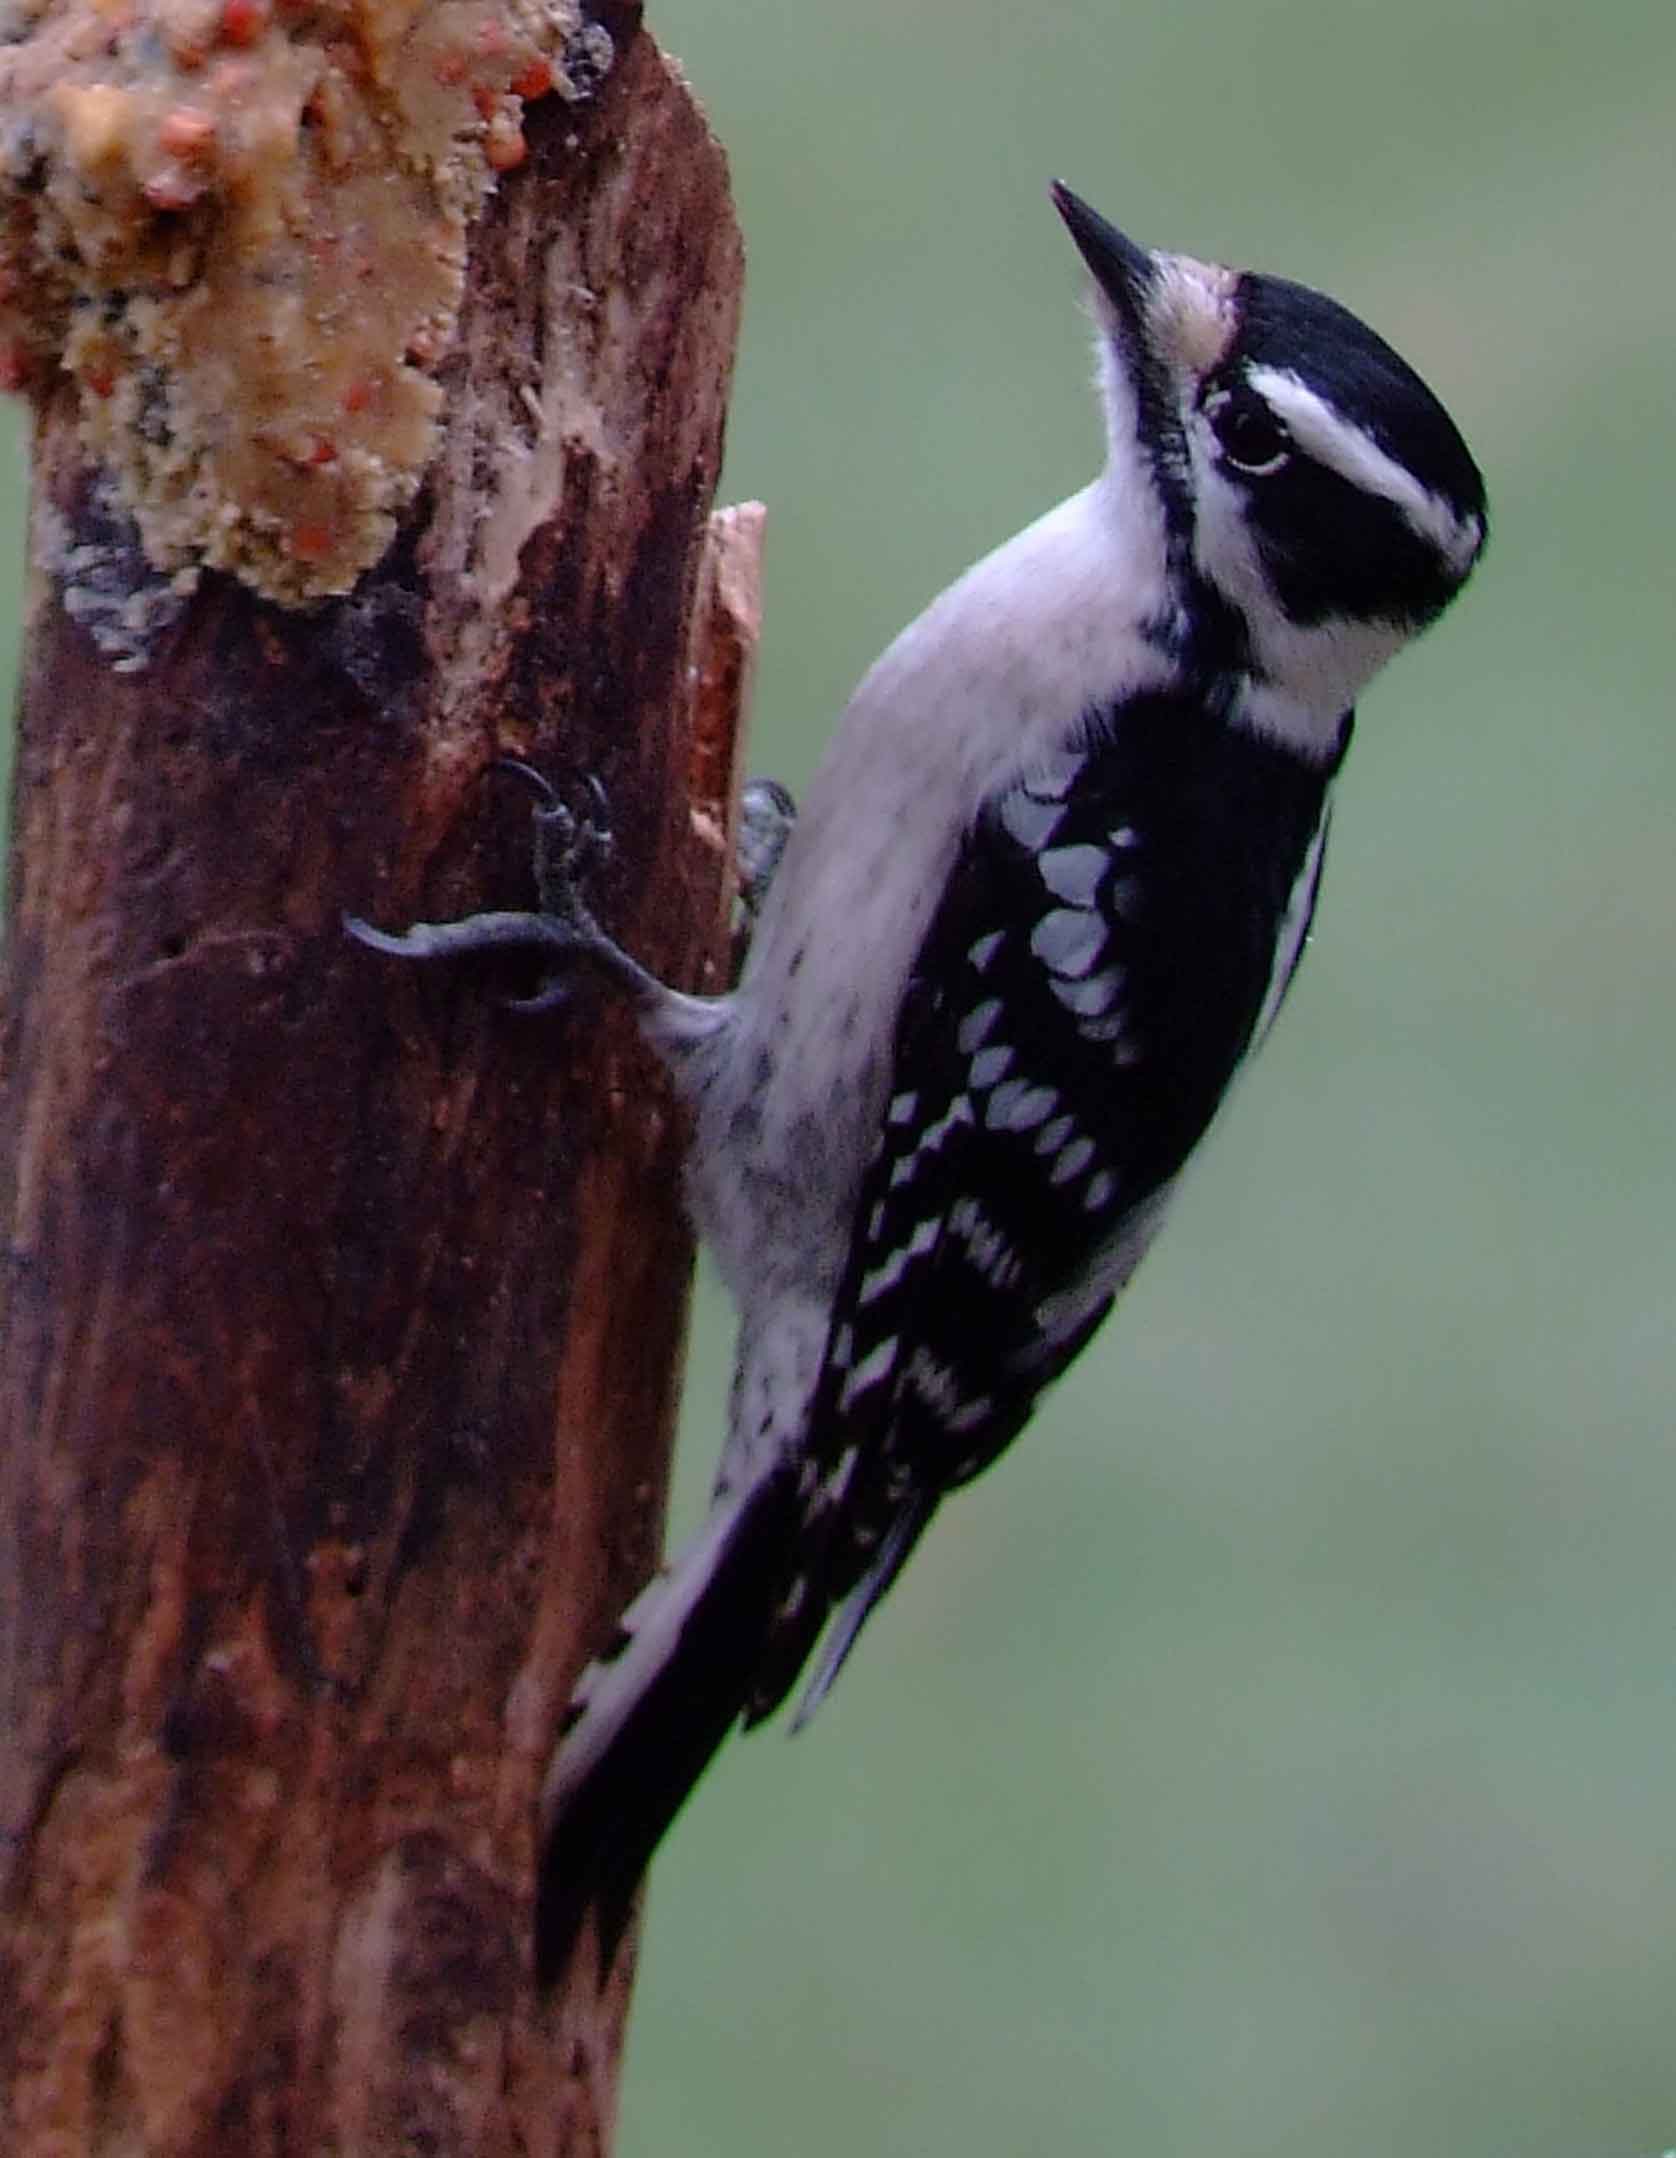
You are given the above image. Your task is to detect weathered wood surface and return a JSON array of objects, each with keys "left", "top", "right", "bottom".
[{"left": 0, "top": 15, "right": 752, "bottom": 2152}]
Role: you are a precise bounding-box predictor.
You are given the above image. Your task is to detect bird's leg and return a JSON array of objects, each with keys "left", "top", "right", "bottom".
[{"left": 344, "top": 762, "right": 669, "bottom": 1014}]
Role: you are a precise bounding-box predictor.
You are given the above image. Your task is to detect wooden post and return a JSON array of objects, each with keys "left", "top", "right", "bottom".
[{"left": 0, "top": 12, "right": 752, "bottom": 2152}]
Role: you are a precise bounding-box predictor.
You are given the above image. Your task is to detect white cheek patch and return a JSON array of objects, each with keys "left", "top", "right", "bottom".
[
  {"left": 1192, "top": 457, "right": 1269, "bottom": 612},
  {"left": 1246, "top": 364, "right": 1484, "bottom": 574},
  {"left": 1191, "top": 441, "right": 1411, "bottom": 756}
]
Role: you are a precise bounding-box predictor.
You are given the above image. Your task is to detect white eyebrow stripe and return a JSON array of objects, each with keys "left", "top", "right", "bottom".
[{"left": 1246, "top": 364, "right": 1483, "bottom": 574}]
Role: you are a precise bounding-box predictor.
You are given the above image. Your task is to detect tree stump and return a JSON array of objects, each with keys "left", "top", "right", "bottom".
[{"left": 0, "top": 6, "right": 752, "bottom": 2150}]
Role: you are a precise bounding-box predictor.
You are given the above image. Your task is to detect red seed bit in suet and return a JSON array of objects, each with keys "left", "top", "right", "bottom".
[
  {"left": 219, "top": 0, "right": 269, "bottom": 47},
  {"left": 287, "top": 518, "right": 335, "bottom": 561},
  {"left": 511, "top": 57, "right": 553, "bottom": 101}
]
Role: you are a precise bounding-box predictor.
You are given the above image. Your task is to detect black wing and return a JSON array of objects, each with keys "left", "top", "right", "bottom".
[{"left": 746, "top": 690, "right": 1342, "bottom": 1723}]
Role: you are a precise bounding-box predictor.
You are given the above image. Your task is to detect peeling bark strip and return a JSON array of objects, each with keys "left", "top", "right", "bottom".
[{"left": 0, "top": 13, "right": 753, "bottom": 2153}]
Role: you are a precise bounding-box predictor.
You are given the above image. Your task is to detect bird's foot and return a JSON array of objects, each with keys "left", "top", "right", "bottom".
[
  {"left": 735, "top": 777, "right": 798, "bottom": 929},
  {"left": 345, "top": 763, "right": 651, "bottom": 1013}
]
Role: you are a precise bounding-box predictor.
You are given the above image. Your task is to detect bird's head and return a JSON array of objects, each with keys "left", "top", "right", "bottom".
[{"left": 1052, "top": 182, "right": 1487, "bottom": 751}]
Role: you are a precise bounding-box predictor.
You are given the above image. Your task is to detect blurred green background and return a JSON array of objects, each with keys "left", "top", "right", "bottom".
[{"left": 5, "top": 0, "right": 1675, "bottom": 2150}]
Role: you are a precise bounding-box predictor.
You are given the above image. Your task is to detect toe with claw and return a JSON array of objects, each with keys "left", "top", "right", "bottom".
[
  {"left": 344, "top": 763, "right": 656, "bottom": 1012},
  {"left": 736, "top": 777, "right": 798, "bottom": 928},
  {"left": 493, "top": 761, "right": 614, "bottom": 929}
]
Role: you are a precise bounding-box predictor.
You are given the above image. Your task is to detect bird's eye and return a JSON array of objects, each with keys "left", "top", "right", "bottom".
[{"left": 1206, "top": 385, "right": 1291, "bottom": 476}]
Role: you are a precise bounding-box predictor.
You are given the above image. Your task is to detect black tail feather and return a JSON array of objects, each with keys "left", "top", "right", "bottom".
[{"left": 535, "top": 1461, "right": 803, "bottom": 1987}]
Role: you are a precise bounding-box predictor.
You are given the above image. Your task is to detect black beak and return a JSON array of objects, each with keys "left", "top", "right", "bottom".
[{"left": 1050, "top": 182, "right": 1154, "bottom": 332}]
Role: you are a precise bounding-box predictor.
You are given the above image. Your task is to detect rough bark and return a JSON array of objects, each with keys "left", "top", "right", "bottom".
[{"left": 0, "top": 17, "right": 753, "bottom": 2154}]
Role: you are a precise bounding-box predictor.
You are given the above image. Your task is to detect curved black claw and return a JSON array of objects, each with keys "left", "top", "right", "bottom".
[
  {"left": 528, "top": 773, "right": 614, "bottom": 919},
  {"left": 490, "top": 756, "right": 561, "bottom": 809},
  {"left": 487, "top": 768, "right": 560, "bottom": 815},
  {"left": 488, "top": 759, "right": 616, "bottom": 916}
]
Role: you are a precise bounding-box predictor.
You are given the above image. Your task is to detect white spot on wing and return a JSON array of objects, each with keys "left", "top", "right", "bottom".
[
  {"left": 985, "top": 1080, "right": 1057, "bottom": 1133},
  {"left": 908, "top": 1093, "right": 977, "bottom": 1157},
  {"left": 859, "top": 1216, "right": 940, "bottom": 1304},
  {"left": 969, "top": 1045, "right": 1015, "bottom": 1090},
  {"left": 1000, "top": 793, "right": 1064, "bottom": 850},
  {"left": 858, "top": 1246, "right": 908, "bottom": 1305},
  {"left": 968, "top": 931, "right": 1005, "bottom": 971},
  {"left": 1037, "top": 843, "right": 1108, "bottom": 907},
  {"left": 1023, "top": 747, "right": 1088, "bottom": 802},
  {"left": 957, "top": 998, "right": 1003, "bottom": 1054},
  {"left": 947, "top": 1197, "right": 1021, "bottom": 1289},
  {"left": 1030, "top": 907, "right": 1105, "bottom": 978},
  {"left": 838, "top": 1334, "right": 900, "bottom": 1411},
  {"left": 1050, "top": 965, "right": 1125, "bottom": 1018},
  {"left": 1050, "top": 1135, "right": 1096, "bottom": 1185}
]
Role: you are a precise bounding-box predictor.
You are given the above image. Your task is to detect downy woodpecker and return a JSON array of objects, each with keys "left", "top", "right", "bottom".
[{"left": 350, "top": 183, "right": 1487, "bottom": 1979}]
